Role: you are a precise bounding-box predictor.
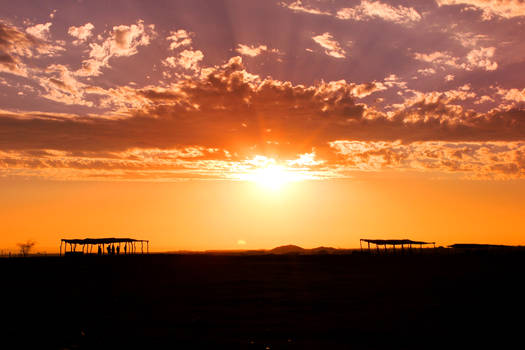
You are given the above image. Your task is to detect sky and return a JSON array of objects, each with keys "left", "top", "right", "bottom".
[{"left": 1, "top": 0, "right": 525, "bottom": 252}]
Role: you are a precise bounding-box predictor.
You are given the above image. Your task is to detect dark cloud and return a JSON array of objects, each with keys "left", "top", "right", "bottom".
[{"left": 1, "top": 57, "right": 524, "bottom": 158}]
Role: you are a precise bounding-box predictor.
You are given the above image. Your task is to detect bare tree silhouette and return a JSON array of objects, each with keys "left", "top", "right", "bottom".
[{"left": 17, "top": 240, "right": 35, "bottom": 257}]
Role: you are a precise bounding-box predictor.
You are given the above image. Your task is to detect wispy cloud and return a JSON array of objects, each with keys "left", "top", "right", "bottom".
[
  {"left": 236, "top": 44, "right": 268, "bottom": 57},
  {"left": 336, "top": 1, "right": 421, "bottom": 24},
  {"left": 312, "top": 32, "right": 346, "bottom": 58},
  {"left": 77, "top": 20, "right": 155, "bottom": 76}
]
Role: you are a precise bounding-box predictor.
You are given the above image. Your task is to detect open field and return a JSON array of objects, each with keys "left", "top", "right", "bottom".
[{"left": 2, "top": 251, "right": 524, "bottom": 349}]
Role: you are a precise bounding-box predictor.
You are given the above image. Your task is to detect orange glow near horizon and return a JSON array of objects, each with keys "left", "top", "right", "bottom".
[{"left": 1, "top": 174, "right": 525, "bottom": 254}]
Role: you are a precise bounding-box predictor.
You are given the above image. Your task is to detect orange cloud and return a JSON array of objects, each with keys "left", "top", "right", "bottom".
[
  {"left": 68, "top": 23, "right": 95, "bottom": 45},
  {"left": 166, "top": 29, "right": 192, "bottom": 50},
  {"left": 235, "top": 44, "right": 268, "bottom": 57},
  {"left": 1, "top": 56, "right": 524, "bottom": 180},
  {"left": 436, "top": 0, "right": 525, "bottom": 20},
  {"left": 336, "top": 1, "right": 421, "bottom": 24}
]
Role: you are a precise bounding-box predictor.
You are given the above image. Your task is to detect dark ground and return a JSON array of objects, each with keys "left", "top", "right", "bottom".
[{"left": 1, "top": 251, "right": 525, "bottom": 349}]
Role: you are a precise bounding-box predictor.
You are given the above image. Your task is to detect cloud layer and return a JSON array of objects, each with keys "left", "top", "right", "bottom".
[{"left": 1, "top": 1, "right": 524, "bottom": 180}]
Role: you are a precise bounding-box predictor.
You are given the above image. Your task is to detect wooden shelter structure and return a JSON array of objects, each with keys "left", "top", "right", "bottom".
[
  {"left": 60, "top": 238, "right": 149, "bottom": 256},
  {"left": 449, "top": 243, "right": 509, "bottom": 249},
  {"left": 360, "top": 238, "right": 435, "bottom": 253}
]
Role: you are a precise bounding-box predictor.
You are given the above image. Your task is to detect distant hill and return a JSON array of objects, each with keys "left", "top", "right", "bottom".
[
  {"left": 269, "top": 245, "right": 306, "bottom": 254},
  {"left": 310, "top": 246, "right": 338, "bottom": 254},
  {"left": 269, "top": 245, "right": 342, "bottom": 255}
]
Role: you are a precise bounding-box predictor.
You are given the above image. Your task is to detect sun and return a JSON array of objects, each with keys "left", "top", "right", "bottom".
[
  {"left": 235, "top": 155, "right": 317, "bottom": 191},
  {"left": 236, "top": 156, "right": 313, "bottom": 191},
  {"left": 250, "top": 164, "right": 294, "bottom": 190}
]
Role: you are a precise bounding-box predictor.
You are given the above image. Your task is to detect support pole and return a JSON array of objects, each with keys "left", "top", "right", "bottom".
[{"left": 147, "top": 241, "right": 149, "bottom": 254}]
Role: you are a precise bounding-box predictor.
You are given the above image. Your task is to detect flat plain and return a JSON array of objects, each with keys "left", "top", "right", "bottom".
[{"left": 2, "top": 251, "right": 524, "bottom": 349}]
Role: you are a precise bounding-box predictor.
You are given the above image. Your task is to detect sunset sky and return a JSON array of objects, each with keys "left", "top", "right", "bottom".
[{"left": 1, "top": 0, "right": 525, "bottom": 252}]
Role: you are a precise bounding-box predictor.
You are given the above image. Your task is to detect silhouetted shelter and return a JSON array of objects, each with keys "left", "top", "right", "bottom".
[
  {"left": 360, "top": 238, "right": 435, "bottom": 253},
  {"left": 60, "top": 238, "right": 149, "bottom": 256},
  {"left": 449, "top": 244, "right": 510, "bottom": 249}
]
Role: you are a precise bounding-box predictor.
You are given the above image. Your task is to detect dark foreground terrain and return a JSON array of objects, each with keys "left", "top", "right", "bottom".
[{"left": 2, "top": 251, "right": 525, "bottom": 349}]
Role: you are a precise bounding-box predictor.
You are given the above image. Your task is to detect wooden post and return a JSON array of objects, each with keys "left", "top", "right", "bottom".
[
  {"left": 141, "top": 241, "right": 144, "bottom": 254},
  {"left": 360, "top": 240, "right": 362, "bottom": 252},
  {"left": 147, "top": 241, "right": 149, "bottom": 254}
]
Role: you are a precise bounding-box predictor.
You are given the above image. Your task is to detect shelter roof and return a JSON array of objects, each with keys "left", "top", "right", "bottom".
[
  {"left": 360, "top": 239, "right": 434, "bottom": 245},
  {"left": 61, "top": 238, "right": 148, "bottom": 244},
  {"left": 449, "top": 243, "right": 509, "bottom": 249}
]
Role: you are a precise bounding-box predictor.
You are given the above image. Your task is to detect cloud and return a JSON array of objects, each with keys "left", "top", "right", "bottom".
[
  {"left": 336, "top": 1, "right": 421, "bottom": 24},
  {"left": 236, "top": 44, "right": 268, "bottom": 57},
  {"left": 1, "top": 56, "right": 524, "bottom": 180},
  {"left": 466, "top": 46, "right": 498, "bottom": 71},
  {"left": 279, "top": 0, "right": 331, "bottom": 16},
  {"left": 163, "top": 49, "right": 203, "bottom": 71},
  {"left": 413, "top": 51, "right": 462, "bottom": 68},
  {"left": 312, "top": 32, "right": 346, "bottom": 58},
  {"left": 281, "top": 0, "right": 421, "bottom": 26},
  {"left": 25, "top": 22, "right": 52, "bottom": 41},
  {"left": 167, "top": 29, "right": 192, "bottom": 50},
  {"left": 68, "top": 23, "right": 95, "bottom": 45},
  {"left": 77, "top": 20, "right": 155, "bottom": 76},
  {"left": 436, "top": 0, "right": 525, "bottom": 20},
  {"left": 497, "top": 87, "right": 525, "bottom": 107},
  {"left": 330, "top": 140, "right": 525, "bottom": 179},
  {"left": 37, "top": 64, "right": 94, "bottom": 106},
  {"left": 413, "top": 47, "right": 498, "bottom": 71},
  {"left": 0, "top": 22, "right": 43, "bottom": 76},
  {"left": 417, "top": 68, "right": 436, "bottom": 76}
]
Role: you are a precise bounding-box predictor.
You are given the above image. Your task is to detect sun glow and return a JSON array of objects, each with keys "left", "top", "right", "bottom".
[
  {"left": 250, "top": 164, "right": 297, "bottom": 190},
  {"left": 237, "top": 156, "right": 314, "bottom": 190}
]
